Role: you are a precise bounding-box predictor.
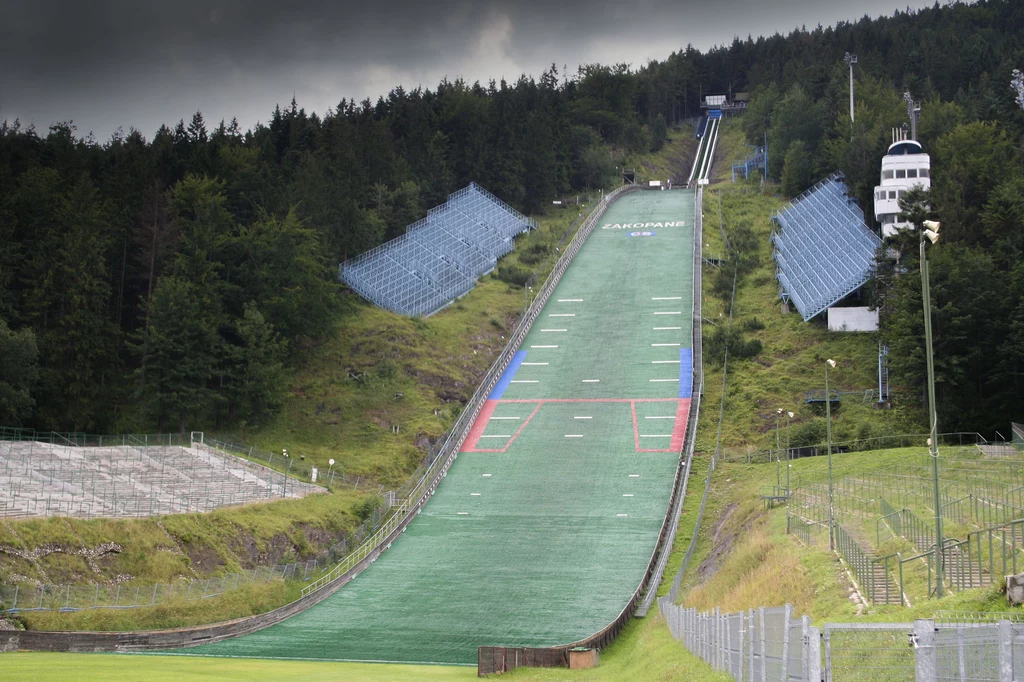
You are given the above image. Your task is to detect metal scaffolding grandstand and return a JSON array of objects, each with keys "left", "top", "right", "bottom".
[
  {"left": 772, "top": 173, "right": 881, "bottom": 321},
  {"left": 340, "top": 183, "right": 536, "bottom": 316},
  {"left": 0, "top": 436, "right": 322, "bottom": 519}
]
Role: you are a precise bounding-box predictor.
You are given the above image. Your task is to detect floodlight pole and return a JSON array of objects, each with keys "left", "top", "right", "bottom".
[
  {"left": 786, "top": 411, "right": 793, "bottom": 494},
  {"left": 825, "top": 360, "right": 836, "bottom": 551},
  {"left": 844, "top": 54, "right": 858, "bottom": 123},
  {"left": 775, "top": 409, "right": 782, "bottom": 488},
  {"left": 921, "top": 232, "right": 945, "bottom": 597}
]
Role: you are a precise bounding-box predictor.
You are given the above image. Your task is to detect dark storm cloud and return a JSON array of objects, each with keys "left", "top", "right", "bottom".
[{"left": 0, "top": 0, "right": 933, "bottom": 139}]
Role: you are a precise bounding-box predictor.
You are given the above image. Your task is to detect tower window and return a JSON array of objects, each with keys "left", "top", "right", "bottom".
[
  {"left": 907, "top": 169, "right": 918, "bottom": 178},
  {"left": 883, "top": 170, "right": 894, "bottom": 179},
  {"left": 895, "top": 169, "right": 906, "bottom": 179}
]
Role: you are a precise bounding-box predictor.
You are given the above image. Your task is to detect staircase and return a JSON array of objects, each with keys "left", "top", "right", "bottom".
[{"left": 836, "top": 524, "right": 903, "bottom": 605}]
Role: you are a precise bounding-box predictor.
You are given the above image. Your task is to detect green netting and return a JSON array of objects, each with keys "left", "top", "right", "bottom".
[{"left": 164, "top": 190, "right": 696, "bottom": 665}]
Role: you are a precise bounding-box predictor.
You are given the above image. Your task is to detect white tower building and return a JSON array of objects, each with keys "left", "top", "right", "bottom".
[{"left": 873, "top": 129, "right": 931, "bottom": 238}]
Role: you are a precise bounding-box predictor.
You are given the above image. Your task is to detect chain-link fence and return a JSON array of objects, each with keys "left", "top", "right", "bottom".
[
  {"left": 660, "top": 599, "right": 1024, "bottom": 681},
  {"left": 659, "top": 599, "right": 820, "bottom": 681}
]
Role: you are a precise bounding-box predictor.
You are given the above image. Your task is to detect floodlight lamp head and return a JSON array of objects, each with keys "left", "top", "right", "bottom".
[
  {"left": 777, "top": 408, "right": 783, "bottom": 414},
  {"left": 826, "top": 359, "right": 837, "bottom": 368},
  {"left": 923, "top": 220, "right": 940, "bottom": 232},
  {"left": 329, "top": 458, "right": 335, "bottom": 465},
  {"left": 924, "top": 229, "right": 940, "bottom": 244},
  {"left": 788, "top": 411, "right": 795, "bottom": 418}
]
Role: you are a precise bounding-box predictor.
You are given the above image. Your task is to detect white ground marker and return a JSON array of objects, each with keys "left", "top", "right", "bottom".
[
  {"left": 652, "top": 360, "right": 681, "bottom": 364},
  {"left": 582, "top": 379, "right": 600, "bottom": 383},
  {"left": 531, "top": 345, "right": 559, "bottom": 348},
  {"left": 457, "top": 512, "right": 469, "bottom": 515},
  {"left": 645, "top": 416, "right": 675, "bottom": 419},
  {"left": 521, "top": 362, "right": 549, "bottom": 366},
  {"left": 640, "top": 434, "right": 672, "bottom": 438},
  {"left": 480, "top": 435, "right": 513, "bottom": 438},
  {"left": 565, "top": 434, "right": 584, "bottom": 438},
  {"left": 548, "top": 314, "right": 575, "bottom": 317},
  {"left": 653, "top": 327, "right": 682, "bottom": 330},
  {"left": 653, "top": 311, "right": 682, "bottom": 315},
  {"left": 652, "top": 297, "right": 682, "bottom": 300},
  {"left": 574, "top": 416, "right": 592, "bottom": 420},
  {"left": 558, "top": 298, "right": 584, "bottom": 302},
  {"left": 482, "top": 474, "right": 492, "bottom": 477},
  {"left": 490, "top": 417, "right": 520, "bottom": 421},
  {"left": 652, "top": 343, "right": 681, "bottom": 347},
  {"left": 510, "top": 380, "right": 538, "bottom": 383},
  {"left": 616, "top": 514, "right": 629, "bottom": 517},
  {"left": 540, "top": 329, "right": 567, "bottom": 332},
  {"left": 628, "top": 474, "right": 641, "bottom": 478},
  {"left": 623, "top": 494, "right": 634, "bottom": 497},
  {"left": 650, "top": 379, "right": 677, "bottom": 382},
  {"left": 471, "top": 493, "right": 481, "bottom": 496}
]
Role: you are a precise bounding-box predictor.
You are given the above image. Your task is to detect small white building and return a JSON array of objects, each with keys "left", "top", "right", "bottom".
[{"left": 873, "top": 132, "right": 931, "bottom": 238}]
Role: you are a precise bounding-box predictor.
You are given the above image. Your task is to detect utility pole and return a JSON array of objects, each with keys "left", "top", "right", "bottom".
[
  {"left": 844, "top": 53, "right": 858, "bottom": 123},
  {"left": 920, "top": 220, "right": 944, "bottom": 597}
]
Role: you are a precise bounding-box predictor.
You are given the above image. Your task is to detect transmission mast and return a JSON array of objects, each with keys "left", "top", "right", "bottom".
[
  {"left": 844, "top": 53, "right": 858, "bottom": 123},
  {"left": 903, "top": 92, "right": 921, "bottom": 141}
]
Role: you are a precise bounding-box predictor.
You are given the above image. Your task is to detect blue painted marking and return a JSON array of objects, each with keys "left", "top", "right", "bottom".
[
  {"left": 489, "top": 350, "right": 528, "bottom": 400},
  {"left": 679, "top": 348, "right": 693, "bottom": 398}
]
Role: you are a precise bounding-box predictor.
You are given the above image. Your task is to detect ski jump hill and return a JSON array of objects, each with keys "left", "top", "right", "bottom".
[
  {"left": 1, "top": 187, "right": 702, "bottom": 669},
  {"left": 171, "top": 189, "right": 700, "bottom": 665}
]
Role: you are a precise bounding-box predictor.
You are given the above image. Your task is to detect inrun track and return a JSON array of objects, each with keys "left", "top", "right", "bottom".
[{"left": 162, "top": 189, "right": 696, "bottom": 665}]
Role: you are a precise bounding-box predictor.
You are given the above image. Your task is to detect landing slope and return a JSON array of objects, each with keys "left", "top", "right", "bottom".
[{"left": 172, "top": 190, "right": 695, "bottom": 665}]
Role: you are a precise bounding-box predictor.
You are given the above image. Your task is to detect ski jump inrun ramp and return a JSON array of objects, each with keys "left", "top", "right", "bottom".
[{"left": 173, "top": 189, "right": 698, "bottom": 665}]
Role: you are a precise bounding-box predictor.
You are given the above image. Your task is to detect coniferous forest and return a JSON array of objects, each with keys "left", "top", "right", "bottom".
[{"left": 2, "top": 0, "right": 1024, "bottom": 435}]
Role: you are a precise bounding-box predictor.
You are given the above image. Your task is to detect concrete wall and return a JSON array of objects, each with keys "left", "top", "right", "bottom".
[{"left": 827, "top": 306, "right": 878, "bottom": 332}]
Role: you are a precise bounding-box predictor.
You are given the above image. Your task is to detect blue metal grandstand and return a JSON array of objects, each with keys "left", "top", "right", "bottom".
[
  {"left": 340, "top": 183, "right": 536, "bottom": 317},
  {"left": 772, "top": 173, "right": 882, "bottom": 321}
]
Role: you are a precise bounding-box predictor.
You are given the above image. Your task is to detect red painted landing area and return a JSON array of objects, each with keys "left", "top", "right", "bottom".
[{"left": 461, "top": 398, "right": 690, "bottom": 454}]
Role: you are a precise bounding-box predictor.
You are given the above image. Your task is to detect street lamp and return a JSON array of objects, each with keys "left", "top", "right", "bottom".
[
  {"left": 920, "top": 219, "right": 945, "bottom": 596},
  {"left": 825, "top": 358, "right": 837, "bottom": 550},
  {"left": 328, "top": 458, "right": 336, "bottom": 485}
]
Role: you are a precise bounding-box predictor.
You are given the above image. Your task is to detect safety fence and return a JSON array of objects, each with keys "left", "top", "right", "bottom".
[
  {"left": 668, "top": 186, "right": 730, "bottom": 603},
  {"left": 636, "top": 184, "right": 705, "bottom": 617},
  {"left": 1, "top": 565, "right": 295, "bottom": 614},
  {"left": 660, "top": 599, "right": 1024, "bottom": 681},
  {"left": 659, "top": 600, "right": 820, "bottom": 681},
  {"left": 720, "top": 432, "right": 991, "bottom": 465},
  {"left": 786, "top": 446, "right": 1024, "bottom": 606}
]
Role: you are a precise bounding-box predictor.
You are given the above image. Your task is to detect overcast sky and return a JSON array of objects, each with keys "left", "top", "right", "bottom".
[{"left": 1, "top": 0, "right": 936, "bottom": 140}]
